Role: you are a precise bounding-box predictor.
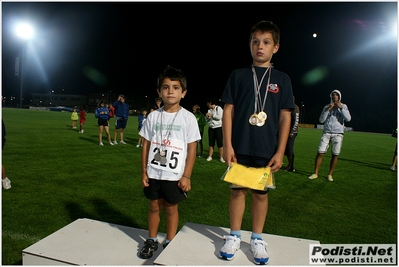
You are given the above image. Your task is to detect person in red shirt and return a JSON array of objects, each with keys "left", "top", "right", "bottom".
[
  {"left": 108, "top": 103, "right": 115, "bottom": 119},
  {"left": 79, "top": 106, "right": 87, "bottom": 133}
]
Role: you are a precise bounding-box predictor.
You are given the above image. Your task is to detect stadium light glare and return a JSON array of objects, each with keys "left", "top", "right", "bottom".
[{"left": 15, "top": 22, "right": 34, "bottom": 40}]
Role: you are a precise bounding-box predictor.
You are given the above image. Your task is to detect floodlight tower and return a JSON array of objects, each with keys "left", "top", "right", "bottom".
[{"left": 14, "top": 22, "right": 34, "bottom": 108}]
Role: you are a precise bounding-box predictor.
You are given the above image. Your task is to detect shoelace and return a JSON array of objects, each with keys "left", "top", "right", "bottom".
[
  {"left": 253, "top": 239, "right": 268, "bottom": 254},
  {"left": 222, "top": 235, "right": 239, "bottom": 245}
]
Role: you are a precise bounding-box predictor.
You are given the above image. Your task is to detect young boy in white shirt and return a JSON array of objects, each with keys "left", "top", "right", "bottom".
[{"left": 138, "top": 66, "right": 201, "bottom": 259}]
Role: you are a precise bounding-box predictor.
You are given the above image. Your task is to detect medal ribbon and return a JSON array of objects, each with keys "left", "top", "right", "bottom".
[
  {"left": 251, "top": 65, "right": 272, "bottom": 114},
  {"left": 159, "top": 107, "right": 181, "bottom": 153}
]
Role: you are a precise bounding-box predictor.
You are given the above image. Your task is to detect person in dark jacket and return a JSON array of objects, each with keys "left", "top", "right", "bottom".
[
  {"left": 283, "top": 98, "right": 300, "bottom": 172},
  {"left": 112, "top": 94, "right": 129, "bottom": 145}
]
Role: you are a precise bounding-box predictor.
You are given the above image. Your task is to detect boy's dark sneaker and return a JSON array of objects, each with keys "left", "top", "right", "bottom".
[{"left": 139, "top": 239, "right": 158, "bottom": 259}]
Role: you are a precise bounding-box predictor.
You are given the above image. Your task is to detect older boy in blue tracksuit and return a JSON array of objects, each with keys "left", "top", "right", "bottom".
[{"left": 112, "top": 94, "right": 129, "bottom": 145}]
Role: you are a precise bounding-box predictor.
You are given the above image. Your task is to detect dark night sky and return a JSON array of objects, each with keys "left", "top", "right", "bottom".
[{"left": 1, "top": 1, "right": 397, "bottom": 133}]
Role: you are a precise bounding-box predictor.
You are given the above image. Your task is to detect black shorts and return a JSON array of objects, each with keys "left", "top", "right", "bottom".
[
  {"left": 97, "top": 118, "right": 109, "bottom": 127},
  {"left": 143, "top": 179, "right": 187, "bottom": 204},
  {"left": 208, "top": 127, "right": 223, "bottom": 148},
  {"left": 233, "top": 154, "right": 270, "bottom": 195}
]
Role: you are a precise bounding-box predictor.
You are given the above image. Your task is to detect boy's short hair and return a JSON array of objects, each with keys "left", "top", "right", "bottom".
[
  {"left": 155, "top": 97, "right": 162, "bottom": 102},
  {"left": 249, "top": 20, "right": 280, "bottom": 46},
  {"left": 157, "top": 66, "right": 187, "bottom": 91}
]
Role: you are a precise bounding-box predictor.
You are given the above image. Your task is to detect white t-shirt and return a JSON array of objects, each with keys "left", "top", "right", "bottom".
[{"left": 139, "top": 107, "right": 201, "bottom": 181}]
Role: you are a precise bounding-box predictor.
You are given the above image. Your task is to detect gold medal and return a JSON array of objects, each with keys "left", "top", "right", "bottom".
[
  {"left": 256, "top": 119, "right": 265, "bottom": 127},
  {"left": 249, "top": 113, "right": 258, "bottom": 125},
  {"left": 258, "top": 111, "right": 267, "bottom": 122}
]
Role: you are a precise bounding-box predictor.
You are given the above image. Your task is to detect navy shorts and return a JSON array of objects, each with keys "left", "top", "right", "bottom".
[
  {"left": 115, "top": 118, "right": 127, "bottom": 129},
  {"left": 144, "top": 179, "right": 187, "bottom": 204},
  {"left": 232, "top": 154, "right": 270, "bottom": 195}
]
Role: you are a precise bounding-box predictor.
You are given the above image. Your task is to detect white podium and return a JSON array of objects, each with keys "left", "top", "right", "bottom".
[{"left": 22, "top": 218, "right": 321, "bottom": 265}]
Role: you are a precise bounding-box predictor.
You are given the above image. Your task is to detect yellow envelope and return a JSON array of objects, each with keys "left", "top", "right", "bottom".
[{"left": 222, "top": 162, "right": 275, "bottom": 190}]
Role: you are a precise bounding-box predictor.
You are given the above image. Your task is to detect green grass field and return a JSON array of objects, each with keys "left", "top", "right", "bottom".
[{"left": 1, "top": 108, "right": 397, "bottom": 265}]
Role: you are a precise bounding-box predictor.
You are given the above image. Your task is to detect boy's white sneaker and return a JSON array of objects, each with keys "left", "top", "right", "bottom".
[
  {"left": 390, "top": 166, "right": 395, "bottom": 171},
  {"left": 113, "top": 141, "right": 118, "bottom": 145},
  {"left": 2, "top": 177, "right": 11, "bottom": 189},
  {"left": 206, "top": 156, "right": 212, "bottom": 161},
  {"left": 109, "top": 142, "right": 114, "bottom": 146},
  {"left": 308, "top": 174, "right": 318, "bottom": 180},
  {"left": 250, "top": 239, "right": 269, "bottom": 265},
  {"left": 99, "top": 142, "right": 104, "bottom": 146},
  {"left": 136, "top": 144, "right": 140, "bottom": 148},
  {"left": 220, "top": 157, "right": 225, "bottom": 163},
  {"left": 219, "top": 235, "right": 241, "bottom": 261},
  {"left": 120, "top": 140, "right": 127, "bottom": 145}
]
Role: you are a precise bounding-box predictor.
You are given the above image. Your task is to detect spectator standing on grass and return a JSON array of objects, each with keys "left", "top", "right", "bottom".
[
  {"left": 138, "top": 66, "right": 200, "bottom": 259},
  {"left": 137, "top": 108, "right": 148, "bottom": 148},
  {"left": 205, "top": 98, "right": 225, "bottom": 162},
  {"left": 95, "top": 101, "right": 114, "bottom": 146},
  {"left": 108, "top": 103, "right": 115, "bottom": 123},
  {"left": 2, "top": 120, "right": 11, "bottom": 189},
  {"left": 309, "top": 89, "right": 351, "bottom": 181},
  {"left": 192, "top": 104, "right": 206, "bottom": 158},
  {"left": 391, "top": 128, "right": 397, "bottom": 171},
  {"left": 112, "top": 94, "right": 129, "bottom": 145},
  {"left": 79, "top": 105, "right": 87, "bottom": 134},
  {"left": 153, "top": 97, "right": 162, "bottom": 110},
  {"left": 220, "top": 20, "right": 294, "bottom": 265},
  {"left": 283, "top": 98, "right": 300, "bottom": 172},
  {"left": 71, "top": 107, "right": 78, "bottom": 129}
]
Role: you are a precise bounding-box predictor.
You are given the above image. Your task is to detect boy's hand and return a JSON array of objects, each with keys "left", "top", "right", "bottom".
[
  {"left": 141, "top": 173, "right": 150, "bottom": 187},
  {"left": 223, "top": 146, "right": 236, "bottom": 166},
  {"left": 267, "top": 154, "right": 283, "bottom": 172},
  {"left": 178, "top": 176, "right": 191, "bottom": 192},
  {"left": 327, "top": 103, "right": 335, "bottom": 111}
]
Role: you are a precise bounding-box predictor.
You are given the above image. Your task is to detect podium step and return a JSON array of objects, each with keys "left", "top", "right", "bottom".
[
  {"left": 154, "top": 222, "right": 321, "bottom": 265},
  {"left": 22, "top": 218, "right": 166, "bottom": 265},
  {"left": 22, "top": 218, "right": 321, "bottom": 265}
]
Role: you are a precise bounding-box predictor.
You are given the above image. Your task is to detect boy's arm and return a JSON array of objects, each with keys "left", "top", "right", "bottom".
[
  {"left": 222, "top": 103, "right": 235, "bottom": 165},
  {"left": 212, "top": 107, "right": 223, "bottom": 121},
  {"left": 112, "top": 100, "right": 118, "bottom": 108},
  {"left": 141, "top": 138, "right": 150, "bottom": 187},
  {"left": 319, "top": 105, "right": 330, "bottom": 123},
  {"left": 125, "top": 106, "right": 129, "bottom": 120},
  {"left": 177, "top": 141, "right": 197, "bottom": 192},
  {"left": 267, "top": 109, "right": 291, "bottom": 172},
  {"left": 340, "top": 104, "right": 351, "bottom": 122},
  {"left": 291, "top": 106, "right": 300, "bottom": 134}
]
